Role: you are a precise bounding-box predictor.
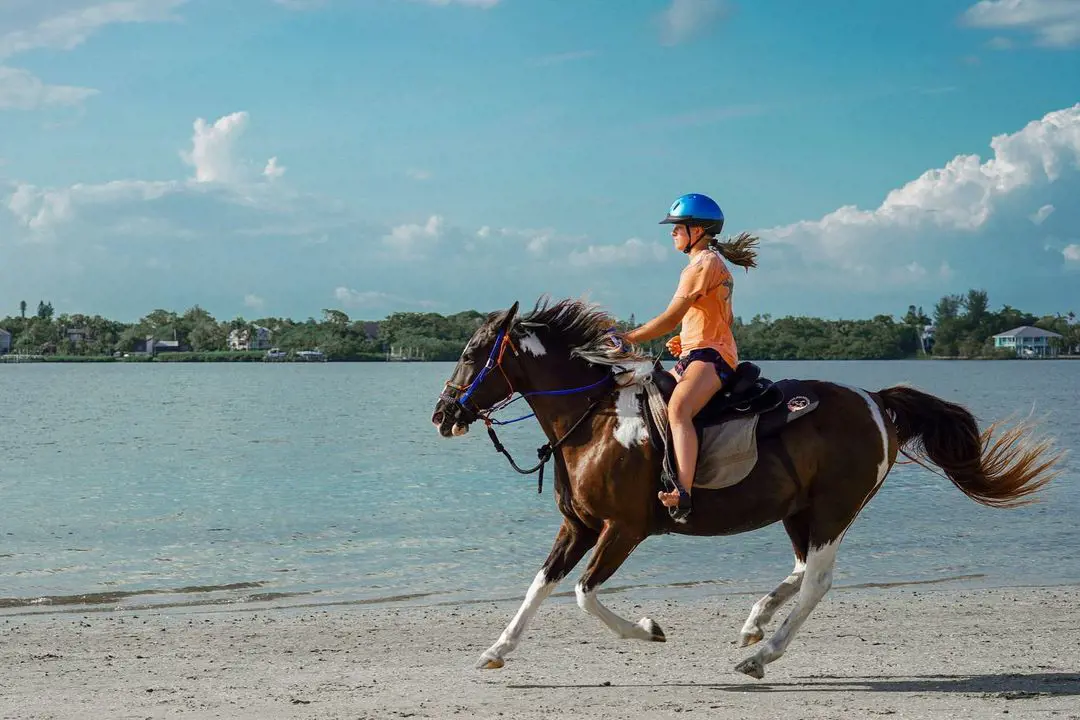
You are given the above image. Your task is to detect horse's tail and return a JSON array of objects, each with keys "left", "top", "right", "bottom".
[{"left": 877, "top": 385, "right": 1064, "bottom": 508}]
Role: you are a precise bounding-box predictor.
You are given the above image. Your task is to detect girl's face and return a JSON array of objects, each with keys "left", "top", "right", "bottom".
[{"left": 670, "top": 224, "right": 704, "bottom": 252}]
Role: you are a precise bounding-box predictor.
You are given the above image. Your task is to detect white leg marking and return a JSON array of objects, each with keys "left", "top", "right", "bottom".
[
  {"left": 575, "top": 583, "right": 661, "bottom": 641},
  {"left": 735, "top": 386, "right": 891, "bottom": 678},
  {"left": 737, "top": 540, "right": 839, "bottom": 678},
  {"left": 519, "top": 332, "right": 547, "bottom": 357},
  {"left": 477, "top": 570, "right": 556, "bottom": 668},
  {"left": 613, "top": 386, "right": 649, "bottom": 449},
  {"left": 739, "top": 558, "right": 806, "bottom": 646}
]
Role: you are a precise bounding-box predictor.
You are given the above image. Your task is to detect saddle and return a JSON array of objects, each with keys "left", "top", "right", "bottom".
[{"left": 637, "top": 361, "right": 820, "bottom": 523}]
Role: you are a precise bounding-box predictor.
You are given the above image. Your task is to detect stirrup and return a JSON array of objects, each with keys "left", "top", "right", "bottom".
[{"left": 660, "top": 468, "right": 692, "bottom": 524}]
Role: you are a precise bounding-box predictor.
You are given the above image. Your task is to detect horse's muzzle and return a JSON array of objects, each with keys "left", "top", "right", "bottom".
[{"left": 432, "top": 401, "right": 471, "bottom": 438}]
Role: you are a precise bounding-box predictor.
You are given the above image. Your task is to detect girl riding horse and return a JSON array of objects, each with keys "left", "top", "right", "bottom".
[{"left": 623, "top": 192, "right": 758, "bottom": 520}]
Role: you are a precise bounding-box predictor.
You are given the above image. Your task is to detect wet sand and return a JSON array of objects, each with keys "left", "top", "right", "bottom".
[{"left": 2, "top": 584, "right": 1079, "bottom": 719}]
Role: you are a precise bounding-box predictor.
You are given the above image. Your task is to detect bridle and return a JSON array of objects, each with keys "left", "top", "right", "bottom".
[
  {"left": 440, "top": 325, "right": 615, "bottom": 428},
  {"left": 439, "top": 326, "right": 521, "bottom": 427},
  {"left": 439, "top": 324, "right": 620, "bottom": 493}
]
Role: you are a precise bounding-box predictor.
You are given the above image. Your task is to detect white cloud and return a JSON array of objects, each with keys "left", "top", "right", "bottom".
[
  {"left": 1065, "top": 244, "right": 1080, "bottom": 263},
  {"left": 961, "top": 0, "right": 1080, "bottom": 48},
  {"left": 0, "top": 0, "right": 187, "bottom": 59},
  {"left": 0, "top": 1, "right": 187, "bottom": 111},
  {"left": 468, "top": 225, "right": 574, "bottom": 258},
  {"left": 180, "top": 112, "right": 250, "bottom": 184},
  {"left": 7, "top": 111, "right": 287, "bottom": 237},
  {"left": 568, "top": 237, "right": 667, "bottom": 268},
  {"left": 8, "top": 179, "right": 176, "bottom": 232},
  {"left": 406, "top": 168, "right": 432, "bottom": 181},
  {"left": 244, "top": 294, "right": 265, "bottom": 310},
  {"left": 526, "top": 233, "right": 551, "bottom": 256},
  {"left": 658, "top": 0, "right": 732, "bottom": 46},
  {"left": 382, "top": 215, "right": 443, "bottom": 246},
  {"left": 0, "top": 65, "right": 97, "bottom": 109},
  {"left": 762, "top": 103, "right": 1080, "bottom": 288},
  {"left": 333, "top": 287, "right": 437, "bottom": 309},
  {"left": 1031, "top": 203, "right": 1055, "bottom": 224},
  {"left": 263, "top": 157, "right": 286, "bottom": 180}
]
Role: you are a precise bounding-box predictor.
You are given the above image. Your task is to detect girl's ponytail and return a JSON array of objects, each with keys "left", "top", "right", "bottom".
[{"left": 708, "top": 232, "right": 759, "bottom": 270}]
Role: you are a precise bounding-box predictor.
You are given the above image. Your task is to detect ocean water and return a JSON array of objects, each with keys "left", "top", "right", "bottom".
[{"left": 0, "top": 360, "right": 1077, "bottom": 616}]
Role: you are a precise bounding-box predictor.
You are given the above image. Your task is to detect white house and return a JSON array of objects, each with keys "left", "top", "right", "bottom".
[
  {"left": 228, "top": 325, "right": 272, "bottom": 351},
  {"left": 0, "top": 328, "right": 11, "bottom": 354},
  {"left": 992, "top": 326, "right": 1063, "bottom": 358}
]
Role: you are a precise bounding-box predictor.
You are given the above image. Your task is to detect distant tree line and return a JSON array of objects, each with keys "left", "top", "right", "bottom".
[{"left": 1, "top": 289, "right": 1076, "bottom": 362}]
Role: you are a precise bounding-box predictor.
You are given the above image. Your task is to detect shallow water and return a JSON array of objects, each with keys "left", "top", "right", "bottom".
[{"left": 0, "top": 360, "right": 1077, "bottom": 615}]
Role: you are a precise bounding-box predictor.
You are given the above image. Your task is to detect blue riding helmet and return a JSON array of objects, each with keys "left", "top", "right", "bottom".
[{"left": 659, "top": 193, "right": 725, "bottom": 236}]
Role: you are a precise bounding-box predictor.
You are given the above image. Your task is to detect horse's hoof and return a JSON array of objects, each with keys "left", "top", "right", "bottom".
[
  {"left": 738, "top": 628, "right": 764, "bottom": 648},
  {"left": 476, "top": 653, "right": 505, "bottom": 670},
  {"left": 735, "top": 656, "right": 765, "bottom": 680},
  {"left": 640, "top": 617, "right": 666, "bottom": 642}
]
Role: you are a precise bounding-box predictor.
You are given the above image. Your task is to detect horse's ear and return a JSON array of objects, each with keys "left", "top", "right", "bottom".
[{"left": 500, "top": 301, "right": 519, "bottom": 330}]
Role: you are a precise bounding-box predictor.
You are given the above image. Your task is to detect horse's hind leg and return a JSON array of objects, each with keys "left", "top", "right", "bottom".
[
  {"left": 734, "top": 532, "right": 839, "bottom": 679},
  {"left": 738, "top": 513, "right": 810, "bottom": 647},
  {"left": 477, "top": 518, "right": 598, "bottom": 669},
  {"left": 574, "top": 523, "right": 665, "bottom": 642}
]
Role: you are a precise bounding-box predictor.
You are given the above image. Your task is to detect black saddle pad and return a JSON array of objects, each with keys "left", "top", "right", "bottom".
[{"left": 646, "top": 362, "right": 819, "bottom": 437}]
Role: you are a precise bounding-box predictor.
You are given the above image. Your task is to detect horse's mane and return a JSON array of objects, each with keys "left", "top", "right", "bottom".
[{"left": 516, "top": 296, "right": 651, "bottom": 368}]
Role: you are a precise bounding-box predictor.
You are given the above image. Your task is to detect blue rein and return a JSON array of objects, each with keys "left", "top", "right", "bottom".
[
  {"left": 487, "top": 375, "right": 614, "bottom": 425},
  {"left": 449, "top": 327, "right": 616, "bottom": 426}
]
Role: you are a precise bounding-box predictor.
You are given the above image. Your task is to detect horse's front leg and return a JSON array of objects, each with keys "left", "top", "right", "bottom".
[
  {"left": 477, "top": 518, "right": 598, "bottom": 669},
  {"left": 574, "top": 523, "right": 665, "bottom": 642}
]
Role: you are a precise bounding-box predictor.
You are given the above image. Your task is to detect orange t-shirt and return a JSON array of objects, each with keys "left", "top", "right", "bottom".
[{"left": 674, "top": 249, "right": 738, "bottom": 369}]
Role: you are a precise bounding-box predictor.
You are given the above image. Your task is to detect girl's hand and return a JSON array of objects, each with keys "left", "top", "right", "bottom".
[
  {"left": 665, "top": 335, "right": 682, "bottom": 357},
  {"left": 605, "top": 328, "right": 630, "bottom": 353}
]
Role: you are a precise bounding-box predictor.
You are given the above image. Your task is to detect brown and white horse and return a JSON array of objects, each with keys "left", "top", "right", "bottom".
[{"left": 430, "top": 298, "right": 1062, "bottom": 679}]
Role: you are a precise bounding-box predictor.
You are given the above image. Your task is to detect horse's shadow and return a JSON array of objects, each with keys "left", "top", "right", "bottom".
[{"left": 508, "top": 672, "right": 1080, "bottom": 696}]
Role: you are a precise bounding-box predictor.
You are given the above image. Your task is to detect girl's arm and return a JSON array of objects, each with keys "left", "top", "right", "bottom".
[{"left": 624, "top": 294, "right": 694, "bottom": 344}]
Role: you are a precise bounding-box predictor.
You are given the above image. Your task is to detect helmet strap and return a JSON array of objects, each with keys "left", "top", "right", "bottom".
[{"left": 681, "top": 224, "right": 704, "bottom": 254}]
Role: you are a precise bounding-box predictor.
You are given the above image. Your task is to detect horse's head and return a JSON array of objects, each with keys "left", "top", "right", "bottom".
[
  {"left": 432, "top": 296, "right": 656, "bottom": 438},
  {"left": 432, "top": 301, "right": 521, "bottom": 438}
]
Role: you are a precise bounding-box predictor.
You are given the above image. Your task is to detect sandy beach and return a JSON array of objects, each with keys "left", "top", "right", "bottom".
[{"left": 2, "top": 583, "right": 1078, "bottom": 719}]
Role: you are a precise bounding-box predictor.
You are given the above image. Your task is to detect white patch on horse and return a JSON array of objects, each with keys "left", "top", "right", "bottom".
[
  {"left": 477, "top": 570, "right": 555, "bottom": 668},
  {"left": 736, "top": 539, "right": 839, "bottom": 677},
  {"left": 613, "top": 386, "right": 649, "bottom": 449},
  {"left": 621, "top": 360, "right": 655, "bottom": 384},
  {"left": 575, "top": 582, "right": 659, "bottom": 641},
  {"left": 739, "top": 558, "right": 806, "bottom": 647},
  {"left": 843, "top": 384, "right": 893, "bottom": 503},
  {"left": 610, "top": 360, "right": 658, "bottom": 449},
  {"left": 519, "top": 332, "right": 547, "bottom": 357}
]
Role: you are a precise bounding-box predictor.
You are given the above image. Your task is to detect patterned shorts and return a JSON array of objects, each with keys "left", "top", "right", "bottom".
[{"left": 673, "top": 348, "right": 735, "bottom": 384}]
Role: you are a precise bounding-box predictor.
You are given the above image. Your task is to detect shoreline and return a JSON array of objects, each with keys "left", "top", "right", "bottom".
[
  {"left": 3, "top": 582, "right": 1078, "bottom": 719},
  {"left": 3, "top": 570, "right": 1076, "bottom": 620}
]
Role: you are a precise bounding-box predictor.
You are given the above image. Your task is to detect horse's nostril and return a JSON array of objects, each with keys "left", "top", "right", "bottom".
[{"left": 432, "top": 411, "right": 444, "bottom": 425}]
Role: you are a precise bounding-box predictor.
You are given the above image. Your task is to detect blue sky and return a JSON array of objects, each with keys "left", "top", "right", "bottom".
[{"left": 2, "top": 0, "right": 1079, "bottom": 324}]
